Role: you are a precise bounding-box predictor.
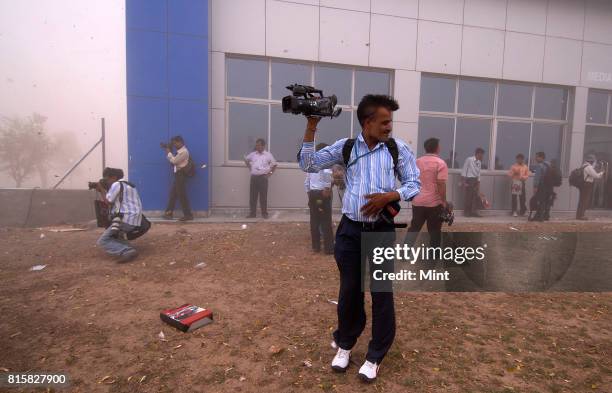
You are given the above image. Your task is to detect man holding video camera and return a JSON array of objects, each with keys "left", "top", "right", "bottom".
[
  {"left": 95, "top": 167, "right": 143, "bottom": 263},
  {"left": 162, "top": 135, "right": 193, "bottom": 221},
  {"left": 299, "top": 95, "right": 420, "bottom": 382}
]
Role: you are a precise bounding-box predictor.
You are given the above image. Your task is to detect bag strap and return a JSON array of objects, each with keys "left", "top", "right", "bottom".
[{"left": 343, "top": 137, "right": 399, "bottom": 172}]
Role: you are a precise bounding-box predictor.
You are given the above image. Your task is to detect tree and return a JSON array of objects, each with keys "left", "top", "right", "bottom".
[{"left": 0, "top": 113, "right": 52, "bottom": 187}]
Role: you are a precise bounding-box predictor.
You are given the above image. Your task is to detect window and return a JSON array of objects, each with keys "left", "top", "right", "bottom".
[
  {"left": 226, "top": 56, "right": 392, "bottom": 162},
  {"left": 587, "top": 90, "right": 612, "bottom": 125},
  {"left": 418, "top": 74, "right": 570, "bottom": 170}
]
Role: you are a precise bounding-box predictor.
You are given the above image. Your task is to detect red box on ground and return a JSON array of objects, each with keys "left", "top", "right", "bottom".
[{"left": 160, "top": 304, "right": 213, "bottom": 332}]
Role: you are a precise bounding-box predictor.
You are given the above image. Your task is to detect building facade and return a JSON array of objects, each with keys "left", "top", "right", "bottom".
[{"left": 126, "top": 0, "right": 612, "bottom": 213}]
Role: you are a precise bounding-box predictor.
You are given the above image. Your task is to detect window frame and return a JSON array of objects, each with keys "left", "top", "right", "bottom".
[
  {"left": 224, "top": 54, "right": 394, "bottom": 166},
  {"left": 586, "top": 89, "right": 612, "bottom": 128},
  {"left": 418, "top": 74, "right": 571, "bottom": 174}
]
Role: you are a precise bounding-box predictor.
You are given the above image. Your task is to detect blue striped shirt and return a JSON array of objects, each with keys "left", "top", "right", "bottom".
[
  {"left": 106, "top": 180, "right": 143, "bottom": 226},
  {"left": 300, "top": 134, "right": 420, "bottom": 222}
]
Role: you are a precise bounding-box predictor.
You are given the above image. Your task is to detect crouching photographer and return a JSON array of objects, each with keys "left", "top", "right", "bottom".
[{"left": 95, "top": 167, "right": 149, "bottom": 263}]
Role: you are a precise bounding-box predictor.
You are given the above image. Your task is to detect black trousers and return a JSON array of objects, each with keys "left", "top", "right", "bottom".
[
  {"left": 534, "top": 186, "right": 553, "bottom": 220},
  {"left": 576, "top": 182, "right": 594, "bottom": 219},
  {"left": 405, "top": 205, "right": 443, "bottom": 247},
  {"left": 511, "top": 181, "right": 527, "bottom": 215},
  {"left": 333, "top": 215, "right": 396, "bottom": 364},
  {"left": 463, "top": 177, "right": 479, "bottom": 215},
  {"left": 307, "top": 190, "right": 333, "bottom": 252},
  {"left": 165, "top": 171, "right": 192, "bottom": 217},
  {"left": 249, "top": 175, "right": 268, "bottom": 215}
]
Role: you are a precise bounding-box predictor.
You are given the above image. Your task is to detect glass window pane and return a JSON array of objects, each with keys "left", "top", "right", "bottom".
[
  {"left": 417, "top": 116, "right": 455, "bottom": 167},
  {"left": 314, "top": 65, "right": 352, "bottom": 106},
  {"left": 586, "top": 90, "right": 608, "bottom": 124},
  {"left": 270, "top": 106, "right": 306, "bottom": 162},
  {"left": 497, "top": 83, "right": 532, "bottom": 118},
  {"left": 534, "top": 86, "right": 568, "bottom": 120},
  {"left": 455, "top": 118, "right": 491, "bottom": 169},
  {"left": 457, "top": 79, "right": 495, "bottom": 115},
  {"left": 228, "top": 103, "right": 268, "bottom": 160},
  {"left": 271, "top": 61, "right": 312, "bottom": 100},
  {"left": 420, "top": 75, "right": 456, "bottom": 112},
  {"left": 354, "top": 70, "right": 390, "bottom": 104},
  {"left": 227, "top": 57, "right": 268, "bottom": 99},
  {"left": 531, "top": 123, "right": 563, "bottom": 168},
  {"left": 495, "top": 122, "right": 531, "bottom": 170},
  {"left": 316, "top": 110, "right": 351, "bottom": 146}
]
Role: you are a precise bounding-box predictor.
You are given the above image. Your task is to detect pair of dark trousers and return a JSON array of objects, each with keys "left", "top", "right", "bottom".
[
  {"left": 308, "top": 190, "right": 333, "bottom": 252},
  {"left": 463, "top": 177, "right": 480, "bottom": 215},
  {"left": 249, "top": 175, "right": 268, "bottom": 216},
  {"left": 165, "top": 171, "right": 192, "bottom": 217},
  {"left": 534, "top": 186, "right": 553, "bottom": 220},
  {"left": 511, "top": 181, "right": 527, "bottom": 215},
  {"left": 405, "top": 205, "right": 443, "bottom": 247},
  {"left": 576, "top": 182, "right": 594, "bottom": 219},
  {"left": 333, "top": 215, "right": 396, "bottom": 364}
]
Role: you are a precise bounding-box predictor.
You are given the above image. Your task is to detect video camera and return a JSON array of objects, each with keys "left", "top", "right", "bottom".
[
  {"left": 160, "top": 142, "right": 171, "bottom": 149},
  {"left": 439, "top": 202, "right": 454, "bottom": 226},
  {"left": 88, "top": 179, "right": 108, "bottom": 191},
  {"left": 282, "top": 84, "right": 342, "bottom": 118}
]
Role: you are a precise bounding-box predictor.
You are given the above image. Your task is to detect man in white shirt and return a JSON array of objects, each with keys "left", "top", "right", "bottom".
[
  {"left": 162, "top": 135, "right": 193, "bottom": 221},
  {"left": 305, "top": 143, "right": 334, "bottom": 254},
  {"left": 96, "top": 167, "right": 143, "bottom": 262},
  {"left": 244, "top": 139, "right": 277, "bottom": 219},
  {"left": 577, "top": 154, "right": 604, "bottom": 220},
  {"left": 461, "top": 147, "right": 484, "bottom": 217}
]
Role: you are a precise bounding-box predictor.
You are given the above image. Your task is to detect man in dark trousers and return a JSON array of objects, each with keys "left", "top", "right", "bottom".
[
  {"left": 299, "top": 95, "right": 420, "bottom": 382},
  {"left": 532, "top": 151, "right": 553, "bottom": 221},
  {"left": 576, "top": 154, "right": 604, "bottom": 220},
  {"left": 305, "top": 143, "right": 334, "bottom": 254},
  {"left": 405, "top": 137, "right": 448, "bottom": 248},
  {"left": 163, "top": 135, "right": 193, "bottom": 221},
  {"left": 461, "top": 147, "right": 484, "bottom": 217},
  {"left": 244, "top": 139, "right": 277, "bottom": 219}
]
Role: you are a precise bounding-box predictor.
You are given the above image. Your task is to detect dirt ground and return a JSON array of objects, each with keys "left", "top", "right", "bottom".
[{"left": 0, "top": 220, "right": 610, "bottom": 393}]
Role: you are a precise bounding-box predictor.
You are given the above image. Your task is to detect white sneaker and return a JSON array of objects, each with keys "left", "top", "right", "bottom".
[
  {"left": 358, "top": 360, "right": 379, "bottom": 382},
  {"left": 331, "top": 348, "right": 351, "bottom": 372},
  {"left": 513, "top": 212, "right": 518, "bottom": 217}
]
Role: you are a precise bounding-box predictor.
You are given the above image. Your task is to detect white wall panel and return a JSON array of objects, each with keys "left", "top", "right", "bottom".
[
  {"left": 542, "top": 37, "right": 582, "bottom": 85},
  {"left": 394, "top": 70, "right": 420, "bottom": 123},
  {"left": 461, "top": 26, "right": 505, "bottom": 78},
  {"left": 506, "top": 0, "right": 547, "bottom": 35},
  {"left": 546, "top": 0, "right": 585, "bottom": 40},
  {"left": 266, "top": 1, "right": 319, "bottom": 61},
  {"left": 320, "top": 0, "right": 370, "bottom": 12},
  {"left": 319, "top": 8, "right": 370, "bottom": 66},
  {"left": 581, "top": 42, "right": 612, "bottom": 89},
  {"left": 503, "top": 32, "right": 545, "bottom": 82},
  {"left": 393, "top": 121, "right": 418, "bottom": 151},
  {"left": 463, "top": 0, "right": 507, "bottom": 30},
  {"left": 211, "top": 108, "right": 225, "bottom": 166},
  {"left": 416, "top": 20, "right": 462, "bottom": 74},
  {"left": 584, "top": 0, "right": 612, "bottom": 45},
  {"left": 211, "top": 51, "right": 225, "bottom": 110},
  {"left": 418, "top": 0, "right": 465, "bottom": 24},
  {"left": 371, "top": 0, "right": 418, "bottom": 18},
  {"left": 211, "top": 0, "right": 266, "bottom": 54},
  {"left": 369, "top": 14, "right": 417, "bottom": 69}
]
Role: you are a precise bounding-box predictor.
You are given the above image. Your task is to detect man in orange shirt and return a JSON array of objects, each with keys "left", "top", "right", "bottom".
[
  {"left": 406, "top": 138, "right": 448, "bottom": 247},
  {"left": 507, "top": 153, "right": 529, "bottom": 217}
]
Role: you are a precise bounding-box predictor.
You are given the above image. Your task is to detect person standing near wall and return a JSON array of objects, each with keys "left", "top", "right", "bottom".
[
  {"left": 406, "top": 137, "right": 448, "bottom": 247},
  {"left": 305, "top": 143, "right": 334, "bottom": 254},
  {"left": 532, "top": 152, "right": 553, "bottom": 222},
  {"left": 244, "top": 139, "right": 277, "bottom": 219},
  {"left": 508, "top": 153, "right": 529, "bottom": 217},
  {"left": 461, "top": 148, "right": 484, "bottom": 217},
  {"left": 163, "top": 135, "right": 194, "bottom": 221},
  {"left": 576, "top": 154, "right": 604, "bottom": 220}
]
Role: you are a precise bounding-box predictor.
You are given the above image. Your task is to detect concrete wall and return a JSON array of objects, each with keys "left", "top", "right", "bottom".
[{"left": 0, "top": 189, "right": 96, "bottom": 228}]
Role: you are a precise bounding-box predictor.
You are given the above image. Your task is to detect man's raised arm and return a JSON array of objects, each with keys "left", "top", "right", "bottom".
[{"left": 299, "top": 117, "right": 343, "bottom": 173}]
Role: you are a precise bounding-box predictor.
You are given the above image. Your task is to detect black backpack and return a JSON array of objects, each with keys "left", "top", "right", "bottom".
[
  {"left": 569, "top": 165, "right": 587, "bottom": 189},
  {"left": 117, "top": 181, "right": 151, "bottom": 240},
  {"left": 543, "top": 162, "right": 562, "bottom": 188}
]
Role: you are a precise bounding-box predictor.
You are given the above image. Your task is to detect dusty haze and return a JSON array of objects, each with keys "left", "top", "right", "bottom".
[{"left": 0, "top": 0, "right": 127, "bottom": 189}]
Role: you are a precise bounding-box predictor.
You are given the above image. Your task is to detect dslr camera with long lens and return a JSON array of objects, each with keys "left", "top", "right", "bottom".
[{"left": 282, "top": 84, "right": 342, "bottom": 118}]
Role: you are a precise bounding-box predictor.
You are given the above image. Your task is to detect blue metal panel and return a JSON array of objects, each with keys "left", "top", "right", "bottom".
[
  {"left": 168, "top": 35, "right": 208, "bottom": 100},
  {"left": 126, "top": 30, "right": 167, "bottom": 97},
  {"left": 126, "top": 0, "right": 167, "bottom": 32},
  {"left": 127, "top": 96, "right": 168, "bottom": 165},
  {"left": 169, "top": 100, "right": 209, "bottom": 210},
  {"left": 168, "top": 0, "right": 208, "bottom": 36},
  {"left": 130, "top": 163, "right": 173, "bottom": 210}
]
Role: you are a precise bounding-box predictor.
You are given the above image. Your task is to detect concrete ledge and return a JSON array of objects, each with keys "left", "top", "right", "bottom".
[{"left": 0, "top": 189, "right": 97, "bottom": 228}]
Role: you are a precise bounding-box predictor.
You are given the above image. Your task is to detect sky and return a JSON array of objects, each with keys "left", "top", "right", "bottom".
[{"left": 0, "top": 0, "right": 126, "bottom": 188}]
